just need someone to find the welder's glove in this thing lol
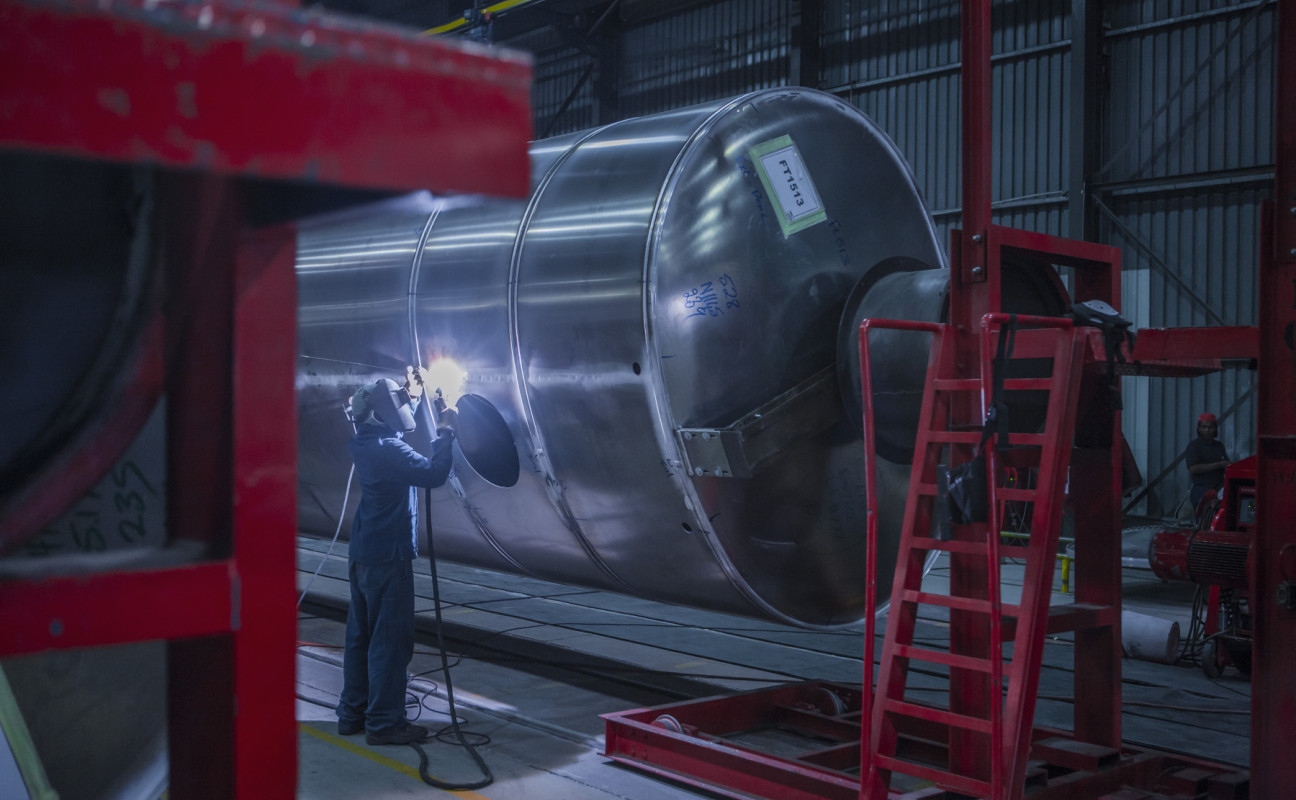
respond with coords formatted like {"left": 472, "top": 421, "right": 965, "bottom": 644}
{"left": 404, "top": 365, "right": 427, "bottom": 398}
{"left": 436, "top": 408, "right": 457, "bottom": 438}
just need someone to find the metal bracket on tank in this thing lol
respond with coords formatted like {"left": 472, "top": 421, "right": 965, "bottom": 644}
{"left": 675, "top": 367, "right": 842, "bottom": 479}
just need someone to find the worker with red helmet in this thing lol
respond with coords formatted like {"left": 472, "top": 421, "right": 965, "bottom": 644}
{"left": 1184, "top": 412, "right": 1229, "bottom": 509}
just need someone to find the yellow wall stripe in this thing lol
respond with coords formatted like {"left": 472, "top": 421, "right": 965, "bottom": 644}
{"left": 299, "top": 722, "right": 493, "bottom": 799}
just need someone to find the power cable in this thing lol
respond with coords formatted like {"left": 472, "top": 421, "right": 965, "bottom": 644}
{"left": 297, "top": 463, "right": 355, "bottom": 608}
{"left": 406, "top": 485, "right": 494, "bottom": 791}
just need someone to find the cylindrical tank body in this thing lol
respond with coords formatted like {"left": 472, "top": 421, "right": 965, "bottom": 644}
{"left": 297, "top": 89, "right": 947, "bottom": 627}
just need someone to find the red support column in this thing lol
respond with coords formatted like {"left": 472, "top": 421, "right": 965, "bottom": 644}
{"left": 1252, "top": 0, "right": 1296, "bottom": 794}
{"left": 958, "top": 0, "right": 994, "bottom": 307}
{"left": 162, "top": 184, "right": 299, "bottom": 800}
{"left": 230, "top": 223, "right": 299, "bottom": 798}
{"left": 1, "top": 4, "right": 530, "bottom": 798}
{"left": 164, "top": 175, "right": 242, "bottom": 800}
{"left": 1069, "top": 239, "right": 1123, "bottom": 753}
{"left": 948, "top": 1, "right": 996, "bottom": 781}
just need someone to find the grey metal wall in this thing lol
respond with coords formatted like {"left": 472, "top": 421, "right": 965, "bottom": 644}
{"left": 1102, "top": 0, "right": 1272, "bottom": 515}
{"left": 619, "top": 0, "right": 792, "bottom": 116}
{"left": 822, "top": 0, "right": 1071, "bottom": 247}
{"left": 522, "top": 0, "right": 1274, "bottom": 518}
{"left": 533, "top": 44, "right": 597, "bottom": 136}
{"left": 532, "top": 0, "right": 794, "bottom": 135}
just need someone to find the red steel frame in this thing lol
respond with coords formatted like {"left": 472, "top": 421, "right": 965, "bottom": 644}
{"left": 951, "top": 0, "right": 1126, "bottom": 770}
{"left": 0, "top": 1, "right": 531, "bottom": 797}
{"left": 857, "top": 314, "right": 1112, "bottom": 800}
{"left": 607, "top": 0, "right": 1282, "bottom": 797}
{"left": 977, "top": 314, "right": 1085, "bottom": 800}
{"left": 857, "top": 318, "right": 948, "bottom": 794}
{"left": 1254, "top": 0, "right": 1296, "bottom": 795}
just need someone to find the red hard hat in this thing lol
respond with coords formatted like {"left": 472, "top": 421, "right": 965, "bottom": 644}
{"left": 1198, "top": 412, "right": 1217, "bottom": 424}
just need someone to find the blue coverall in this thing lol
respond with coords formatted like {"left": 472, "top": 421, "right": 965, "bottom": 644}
{"left": 337, "top": 396, "right": 454, "bottom": 734}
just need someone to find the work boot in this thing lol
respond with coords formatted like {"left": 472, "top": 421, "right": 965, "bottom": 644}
{"left": 337, "top": 718, "right": 363, "bottom": 736}
{"left": 365, "top": 721, "right": 431, "bottom": 746}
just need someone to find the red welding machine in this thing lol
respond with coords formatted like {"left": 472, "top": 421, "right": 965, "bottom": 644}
{"left": 1148, "top": 456, "right": 1257, "bottom": 678}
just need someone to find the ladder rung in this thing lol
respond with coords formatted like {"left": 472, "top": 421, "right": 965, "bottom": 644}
{"left": 996, "top": 331, "right": 1066, "bottom": 359}
{"left": 903, "top": 590, "right": 997, "bottom": 615}
{"left": 997, "top": 487, "right": 1038, "bottom": 502}
{"left": 931, "top": 377, "right": 980, "bottom": 392}
{"left": 884, "top": 698, "right": 994, "bottom": 734}
{"left": 872, "top": 754, "right": 993, "bottom": 798}
{"left": 991, "top": 432, "right": 1051, "bottom": 447}
{"left": 1001, "top": 377, "right": 1056, "bottom": 391}
{"left": 924, "top": 431, "right": 984, "bottom": 445}
{"left": 894, "top": 644, "right": 995, "bottom": 673}
{"left": 907, "top": 539, "right": 989, "bottom": 555}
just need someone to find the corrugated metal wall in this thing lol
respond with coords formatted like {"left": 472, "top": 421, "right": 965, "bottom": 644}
{"left": 523, "top": 0, "right": 1273, "bottom": 518}
{"left": 533, "top": 45, "right": 597, "bottom": 136}
{"left": 532, "top": 0, "right": 794, "bottom": 135}
{"left": 822, "top": 0, "right": 1071, "bottom": 247}
{"left": 1102, "top": 0, "right": 1272, "bottom": 515}
{"left": 619, "top": 0, "right": 792, "bottom": 116}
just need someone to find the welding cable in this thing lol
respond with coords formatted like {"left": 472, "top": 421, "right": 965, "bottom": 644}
{"left": 406, "top": 486, "right": 494, "bottom": 792}
{"left": 297, "top": 464, "right": 356, "bottom": 609}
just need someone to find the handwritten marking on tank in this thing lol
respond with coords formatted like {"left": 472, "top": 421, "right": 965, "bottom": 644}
{"left": 22, "top": 458, "right": 160, "bottom": 555}
{"left": 827, "top": 218, "right": 851, "bottom": 266}
{"left": 112, "top": 461, "right": 158, "bottom": 543}
{"left": 736, "top": 157, "right": 771, "bottom": 228}
{"left": 683, "top": 274, "right": 740, "bottom": 320}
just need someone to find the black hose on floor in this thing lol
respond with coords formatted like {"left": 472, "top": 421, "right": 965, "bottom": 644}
{"left": 409, "top": 486, "right": 494, "bottom": 791}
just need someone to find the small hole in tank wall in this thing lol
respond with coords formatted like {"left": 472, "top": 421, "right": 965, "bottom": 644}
{"left": 681, "top": 522, "right": 693, "bottom": 532}
{"left": 632, "top": 362, "right": 641, "bottom": 375}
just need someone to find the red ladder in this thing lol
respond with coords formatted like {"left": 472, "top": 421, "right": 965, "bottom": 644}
{"left": 859, "top": 314, "right": 1087, "bottom": 800}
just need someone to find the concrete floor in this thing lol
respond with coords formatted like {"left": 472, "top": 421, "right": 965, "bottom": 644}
{"left": 295, "top": 535, "right": 1253, "bottom": 799}
{"left": 295, "top": 621, "right": 700, "bottom": 799}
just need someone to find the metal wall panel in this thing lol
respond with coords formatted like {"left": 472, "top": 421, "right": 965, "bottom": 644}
{"left": 533, "top": 0, "right": 794, "bottom": 136}
{"left": 821, "top": 0, "right": 1070, "bottom": 253}
{"left": 1102, "top": 1, "right": 1273, "bottom": 514}
{"left": 1111, "top": 188, "right": 1264, "bottom": 515}
{"left": 822, "top": 0, "right": 962, "bottom": 235}
{"left": 619, "top": 0, "right": 792, "bottom": 118}
{"left": 532, "top": 45, "right": 595, "bottom": 137}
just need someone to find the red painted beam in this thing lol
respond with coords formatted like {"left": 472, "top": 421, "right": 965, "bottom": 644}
{"left": 1252, "top": 0, "right": 1296, "bottom": 794}
{"left": 0, "top": 560, "right": 235, "bottom": 656}
{"left": 0, "top": 0, "right": 533, "bottom": 197}
{"left": 230, "top": 223, "right": 298, "bottom": 799}
{"left": 1132, "top": 326, "right": 1259, "bottom": 362}
{"left": 959, "top": 0, "right": 993, "bottom": 296}
{"left": 994, "top": 224, "right": 1122, "bottom": 269}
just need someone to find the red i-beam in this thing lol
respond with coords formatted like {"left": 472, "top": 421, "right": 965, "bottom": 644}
{"left": 1252, "top": 0, "right": 1296, "bottom": 795}
{"left": 950, "top": 0, "right": 1123, "bottom": 789}
{"left": 0, "top": 3, "right": 532, "bottom": 797}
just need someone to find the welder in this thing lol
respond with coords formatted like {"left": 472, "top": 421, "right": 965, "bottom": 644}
{"left": 1184, "top": 411, "right": 1229, "bottom": 510}
{"left": 336, "top": 366, "right": 457, "bottom": 745}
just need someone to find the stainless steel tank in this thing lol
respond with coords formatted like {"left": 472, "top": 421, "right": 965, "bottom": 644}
{"left": 296, "top": 88, "right": 950, "bottom": 627}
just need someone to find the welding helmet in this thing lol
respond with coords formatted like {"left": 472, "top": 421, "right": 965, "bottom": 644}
{"left": 351, "top": 379, "right": 416, "bottom": 432}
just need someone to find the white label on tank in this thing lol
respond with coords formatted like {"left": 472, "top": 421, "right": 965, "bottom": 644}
{"left": 749, "top": 135, "right": 827, "bottom": 237}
